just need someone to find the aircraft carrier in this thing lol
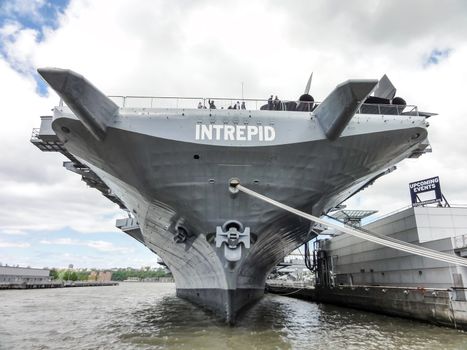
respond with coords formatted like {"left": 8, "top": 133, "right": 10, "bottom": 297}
{"left": 31, "top": 68, "right": 431, "bottom": 322}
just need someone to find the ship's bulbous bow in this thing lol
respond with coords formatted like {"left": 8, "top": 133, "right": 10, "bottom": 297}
{"left": 176, "top": 288, "right": 264, "bottom": 323}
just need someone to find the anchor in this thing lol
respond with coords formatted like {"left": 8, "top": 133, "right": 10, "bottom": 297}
{"left": 215, "top": 223, "right": 250, "bottom": 262}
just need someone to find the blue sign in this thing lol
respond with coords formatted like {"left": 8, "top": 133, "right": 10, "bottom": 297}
{"left": 409, "top": 176, "right": 443, "bottom": 206}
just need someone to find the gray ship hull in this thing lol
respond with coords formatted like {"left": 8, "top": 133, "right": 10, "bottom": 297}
{"left": 45, "top": 107, "right": 428, "bottom": 322}
{"left": 31, "top": 67, "right": 430, "bottom": 322}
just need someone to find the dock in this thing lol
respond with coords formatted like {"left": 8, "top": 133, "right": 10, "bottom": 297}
{"left": 0, "top": 281, "right": 119, "bottom": 290}
{"left": 266, "top": 280, "right": 467, "bottom": 330}
{"left": 265, "top": 205, "right": 467, "bottom": 330}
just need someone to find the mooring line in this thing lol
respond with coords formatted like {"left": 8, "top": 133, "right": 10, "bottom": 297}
{"left": 234, "top": 183, "right": 467, "bottom": 267}
{"left": 269, "top": 286, "right": 307, "bottom": 296}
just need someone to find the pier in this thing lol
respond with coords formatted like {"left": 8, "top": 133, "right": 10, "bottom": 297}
{"left": 0, "top": 265, "right": 118, "bottom": 290}
{"left": 266, "top": 205, "right": 467, "bottom": 330}
{"left": 0, "top": 281, "right": 119, "bottom": 290}
{"left": 266, "top": 280, "right": 467, "bottom": 330}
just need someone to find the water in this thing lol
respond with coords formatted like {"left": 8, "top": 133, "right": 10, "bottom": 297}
{"left": 1, "top": 283, "right": 466, "bottom": 350}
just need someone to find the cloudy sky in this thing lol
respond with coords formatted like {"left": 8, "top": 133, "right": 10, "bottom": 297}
{"left": 1, "top": 0, "right": 466, "bottom": 268}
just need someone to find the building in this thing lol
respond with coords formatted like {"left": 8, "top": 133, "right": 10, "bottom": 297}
{"left": 88, "top": 271, "right": 112, "bottom": 282}
{"left": 321, "top": 206, "right": 467, "bottom": 292}
{"left": 88, "top": 271, "right": 97, "bottom": 281}
{"left": 97, "top": 271, "right": 112, "bottom": 281}
{"left": 0, "top": 266, "right": 51, "bottom": 284}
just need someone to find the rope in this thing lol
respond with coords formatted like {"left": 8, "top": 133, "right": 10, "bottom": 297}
{"left": 268, "top": 286, "right": 307, "bottom": 296}
{"left": 235, "top": 184, "right": 467, "bottom": 267}
{"left": 277, "top": 288, "right": 306, "bottom": 296}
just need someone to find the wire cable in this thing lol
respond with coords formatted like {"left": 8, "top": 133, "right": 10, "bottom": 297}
{"left": 235, "top": 183, "right": 467, "bottom": 267}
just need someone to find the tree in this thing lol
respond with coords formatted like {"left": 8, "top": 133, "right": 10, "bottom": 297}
{"left": 49, "top": 269, "right": 59, "bottom": 280}
{"left": 110, "top": 267, "right": 172, "bottom": 281}
{"left": 60, "top": 270, "right": 69, "bottom": 281}
{"left": 70, "top": 271, "right": 78, "bottom": 281}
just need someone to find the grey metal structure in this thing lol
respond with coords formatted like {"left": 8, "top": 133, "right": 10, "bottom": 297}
{"left": 330, "top": 209, "right": 378, "bottom": 227}
{"left": 31, "top": 68, "right": 431, "bottom": 322}
{"left": 320, "top": 207, "right": 467, "bottom": 295}
{"left": 0, "top": 266, "right": 51, "bottom": 284}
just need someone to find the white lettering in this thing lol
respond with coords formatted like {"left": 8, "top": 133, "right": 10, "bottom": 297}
{"left": 410, "top": 177, "right": 439, "bottom": 189}
{"left": 258, "top": 125, "right": 263, "bottom": 141}
{"left": 236, "top": 125, "right": 246, "bottom": 141}
{"left": 247, "top": 126, "right": 258, "bottom": 140}
{"left": 200, "top": 125, "right": 212, "bottom": 140}
{"left": 414, "top": 184, "right": 436, "bottom": 193}
{"left": 212, "top": 125, "right": 222, "bottom": 140}
{"left": 195, "top": 124, "right": 276, "bottom": 142}
{"left": 264, "top": 126, "right": 276, "bottom": 141}
{"left": 224, "top": 125, "right": 235, "bottom": 141}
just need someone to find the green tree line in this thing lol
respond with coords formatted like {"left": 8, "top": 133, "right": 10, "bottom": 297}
{"left": 49, "top": 268, "right": 170, "bottom": 281}
{"left": 111, "top": 268, "right": 170, "bottom": 281}
{"left": 49, "top": 269, "right": 90, "bottom": 281}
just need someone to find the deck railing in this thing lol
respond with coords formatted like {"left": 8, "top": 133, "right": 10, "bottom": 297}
{"left": 105, "top": 95, "right": 419, "bottom": 116}
{"left": 31, "top": 128, "right": 40, "bottom": 141}
{"left": 108, "top": 95, "right": 272, "bottom": 110}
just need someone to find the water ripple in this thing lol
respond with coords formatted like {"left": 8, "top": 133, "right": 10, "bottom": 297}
{"left": 0, "top": 283, "right": 466, "bottom": 350}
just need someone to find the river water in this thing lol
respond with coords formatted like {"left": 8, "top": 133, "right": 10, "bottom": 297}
{"left": 1, "top": 282, "right": 466, "bottom": 350}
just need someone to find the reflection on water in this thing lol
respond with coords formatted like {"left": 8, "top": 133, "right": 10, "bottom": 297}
{"left": 1, "top": 282, "right": 466, "bottom": 350}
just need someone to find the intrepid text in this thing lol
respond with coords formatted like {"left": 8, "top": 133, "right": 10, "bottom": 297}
{"left": 195, "top": 124, "right": 276, "bottom": 142}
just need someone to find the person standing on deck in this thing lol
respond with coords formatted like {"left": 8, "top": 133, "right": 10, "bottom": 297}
{"left": 273, "top": 96, "right": 281, "bottom": 110}
{"left": 267, "top": 95, "right": 273, "bottom": 110}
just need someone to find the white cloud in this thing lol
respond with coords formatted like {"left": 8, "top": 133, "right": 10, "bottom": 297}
{"left": 0, "top": 25, "right": 39, "bottom": 72}
{"left": 0, "top": 229, "right": 27, "bottom": 235}
{"left": 40, "top": 238, "right": 79, "bottom": 245}
{"left": 86, "top": 240, "right": 130, "bottom": 252}
{"left": 45, "top": 251, "right": 157, "bottom": 269}
{"left": 40, "top": 238, "right": 132, "bottom": 253}
{"left": 0, "top": 241, "right": 30, "bottom": 248}
{"left": 0, "top": 55, "right": 122, "bottom": 236}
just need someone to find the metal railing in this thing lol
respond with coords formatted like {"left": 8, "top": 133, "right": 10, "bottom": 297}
{"left": 357, "top": 103, "right": 418, "bottom": 116}
{"left": 30, "top": 128, "right": 40, "bottom": 141}
{"left": 108, "top": 95, "right": 273, "bottom": 111}
{"left": 106, "top": 95, "right": 418, "bottom": 116}
{"left": 266, "top": 280, "right": 314, "bottom": 288}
